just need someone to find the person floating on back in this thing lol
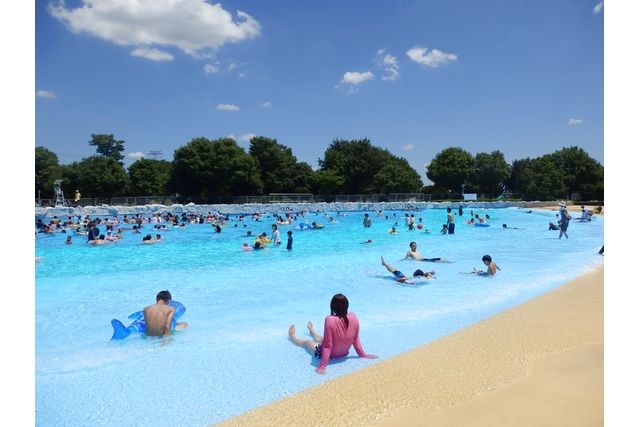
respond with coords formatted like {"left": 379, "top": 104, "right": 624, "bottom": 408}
{"left": 381, "top": 256, "right": 435, "bottom": 283}
{"left": 288, "top": 293, "right": 377, "bottom": 374}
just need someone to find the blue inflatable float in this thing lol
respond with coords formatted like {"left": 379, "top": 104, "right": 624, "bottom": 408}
{"left": 111, "top": 300, "right": 186, "bottom": 340}
{"left": 299, "top": 222, "right": 312, "bottom": 231}
{"left": 474, "top": 223, "right": 490, "bottom": 227}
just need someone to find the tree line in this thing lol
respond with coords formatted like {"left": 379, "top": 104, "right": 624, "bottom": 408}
{"left": 35, "top": 134, "right": 603, "bottom": 201}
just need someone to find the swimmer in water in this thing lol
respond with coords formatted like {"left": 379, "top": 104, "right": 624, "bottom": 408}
{"left": 381, "top": 256, "right": 435, "bottom": 283}
{"left": 470, "top": 255, "right": 500, "bottom": 276}
{"left": 403, "top": 242, "right": 451, "bottom": 263}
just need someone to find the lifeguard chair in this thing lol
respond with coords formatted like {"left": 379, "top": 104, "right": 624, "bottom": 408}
{"left": 53, "top": 179, "right": 66, "bottom": 207}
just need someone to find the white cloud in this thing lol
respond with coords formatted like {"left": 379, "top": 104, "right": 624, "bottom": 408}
{"left": 48, "top": 0, "right": 261, "bottom": 61}
{"left": 131, "top": 47, "right": 174, "bottom": 61}
{"left": 238, "top": 72, "right": 247, "bottom": 78}
{"left": 204, "top": 63, "right": 219, "bottom": 74}
{"left": 217, "top": 103, "right": 240, "bottom": 111}
{"left": 593, "top": 2, "right": 604, "bottom": 14}
{"left": 568, "top": 118, "right": 584, "bottom": 125}
{"left": 261, "top": 101, "right": 272, "bottom": 108}
{"left": 36, "top": 90, "right": 56, "bottom": 99}
{"left": 239, "top": 133, "right": 256, "bottom": 141}
{"left": 402, "top": 144, "right": 415, "bottom": 151}
{"left": 407, "top": 46, "right": 458, "bottom": 68}
{"left": 377, "top": 49, "right": 400, "bottom": 81}
{"left": 128, "top": 152, "right": 145, "bottom": 160}
{"left": 341, "top": 71, "right": 375, "bottom": 85}
{"left": 227, "top": 62, "right": 237, "bottom": 71}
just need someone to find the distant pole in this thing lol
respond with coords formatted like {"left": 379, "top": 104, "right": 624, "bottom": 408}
{"left": 460, "top": 184, "right": 465, "bottom": 199}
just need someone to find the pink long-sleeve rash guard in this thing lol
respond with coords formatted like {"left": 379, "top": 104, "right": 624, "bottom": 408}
{"left": 318, "top": 312, "right": 369, "bottom": 371}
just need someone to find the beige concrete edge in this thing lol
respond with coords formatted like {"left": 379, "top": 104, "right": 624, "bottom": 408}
{"left": 216, "top": 265, "right": 603, "bottom": 427}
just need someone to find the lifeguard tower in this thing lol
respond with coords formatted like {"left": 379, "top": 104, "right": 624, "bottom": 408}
{"left": 53, "top": 179, "right": 66, "bottom": 207}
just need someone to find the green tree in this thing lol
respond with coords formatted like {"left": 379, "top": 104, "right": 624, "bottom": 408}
{"left": 89, "top": 133, "right": 125, "bottom": 164}
{"left": 35, "top": 146, "right": 63, "bottom": 198}
{"left": 426, "top": 147, "right": 475, "bottom": 193}
{"left": 289, "top": 162, "right": 314, "bottom": 193}
{"left": 505, "top": 158, "right": 531, "bottom": 196}
{"left": 128, "top": 158, "right": 172, "bottom": 195}
{"left": 311, "top": 169, "right": 345, "bottom": 195}
{"left": 473, "top": 151, "right": 511, "bottom": 197}
{"left": 372, "top": 158, "right": 424, "bottom": 193}
{"left": 549, "top": 146, "right": 603, "bottom": 199}
{"left": 170, "top": 137, "right": 262, "bottom": 196}
{"left": 519, "top": 155, "right": 566, "bottom": 200}
{"left": 62, "top": 156, "right": 130, "bottom": 198}
{"left": 249, "top": 136, "right": 312, "bottom": 193}
{"left": 318, "top": 139, "right": 421, "bottom": 193}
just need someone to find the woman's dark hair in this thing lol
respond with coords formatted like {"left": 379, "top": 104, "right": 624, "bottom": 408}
{"left": 413, "top": 269, "right": 424, "bottom": 277}
{"left": 330, "top": 294, "right": 349, "bottom": 329}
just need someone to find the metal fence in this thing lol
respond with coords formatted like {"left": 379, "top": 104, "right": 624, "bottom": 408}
{"left": 36, "top": 192, "right": 434, "bottom": 207}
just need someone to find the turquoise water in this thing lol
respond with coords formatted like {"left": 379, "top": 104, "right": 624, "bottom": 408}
{"left": 35, "top": 207, "right": 604, "bottom": 426}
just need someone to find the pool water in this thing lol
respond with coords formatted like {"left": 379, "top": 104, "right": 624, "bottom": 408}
{"left": 35, "top": 207, "right": 604, "bottom": 426}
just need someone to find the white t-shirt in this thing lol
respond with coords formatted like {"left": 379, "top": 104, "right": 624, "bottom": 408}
{"left": 272, "top": 229, "right": 281, "bottom": 244}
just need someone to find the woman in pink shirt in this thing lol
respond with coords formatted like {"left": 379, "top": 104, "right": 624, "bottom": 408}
{"left": 288, "top": 293, "right": 377, "bottom": 374}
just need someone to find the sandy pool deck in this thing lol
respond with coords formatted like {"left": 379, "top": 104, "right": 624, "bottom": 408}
{"left": 216, "top": 265, "right": 603, "bottom": 427}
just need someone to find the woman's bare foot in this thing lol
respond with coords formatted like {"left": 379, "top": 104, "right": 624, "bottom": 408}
{"left": 307, "top": 321, "right": 323, "bottom": 342}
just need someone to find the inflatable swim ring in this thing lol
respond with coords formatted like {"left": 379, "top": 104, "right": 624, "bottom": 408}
{"left": 111, "top": 300, "right": 186, "bottom": 340}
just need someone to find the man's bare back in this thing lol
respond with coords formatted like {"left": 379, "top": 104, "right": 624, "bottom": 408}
{"left": 143, "top": 302, "right": 176, "bottom": 336}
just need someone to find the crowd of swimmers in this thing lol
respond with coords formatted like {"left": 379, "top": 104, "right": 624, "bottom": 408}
{"left": 39, "top": 202, "right": 603, "bottom": 376}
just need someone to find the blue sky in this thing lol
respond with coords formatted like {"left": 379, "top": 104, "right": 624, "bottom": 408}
{"left": 36, "top": 0, "right": 604, "bottom": 184}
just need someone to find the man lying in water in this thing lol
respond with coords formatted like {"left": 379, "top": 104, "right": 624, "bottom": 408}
{"left": 381, "top": 256, "right": 435, "bottom": 284}
{"left": 403, "top": 241, "right": 451, "bottom": 263}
